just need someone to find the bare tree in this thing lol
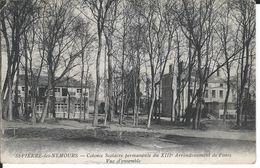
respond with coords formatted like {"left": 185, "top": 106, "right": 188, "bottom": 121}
{"left": 118, "top": 5, "right": 128, "bottom": 124}
{"left": 215, "top": 1, "right": 240, "bottom": 123}
{"left": 73, "top": 18, "right": 95, "bottom": 121}
{"left": 0, "top": 0, "right": 8, "bottom": 125}
{"left": 26, "top": 27, "right": 45, "bottom": 125}
{"left": 85, "top": 0, "right": 115, "bottom": 126}
{"left": 232, "top": 0, "right": 255, "bottom": 126}
{"left": 0, "top": 21, "right": 2, "bottom": 121}
{"left": 0, "top": 0, "right": 41, "bottom": 120}
{"left": 179, "top": 0, "right": 217, "bottom": 129}
{"left": 103, "top": 0, "right": 119, "bottom": 123}
{"left": 140, "top": 0, "right": 176, "bottom": 128}
{"left": 38, "top": 0, "right": 87, "bottom": 123}
{"left": 182, "top": 33, "right": 196, "bottom": 126}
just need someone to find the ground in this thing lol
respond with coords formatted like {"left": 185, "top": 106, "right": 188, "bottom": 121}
{"left": 0, "top": 117, "right": 256, "bottom": 163}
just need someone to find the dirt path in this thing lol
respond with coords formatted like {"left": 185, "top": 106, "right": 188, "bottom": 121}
{"left": 1, "top": 120, "right": 255, "bottom": 164}
{"left": 2, "top": 119, "right": 255, "bottom": 141}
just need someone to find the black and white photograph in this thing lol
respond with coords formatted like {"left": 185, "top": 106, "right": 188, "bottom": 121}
{"left": 0, "top": 0, "right": 256, "bottom": 164}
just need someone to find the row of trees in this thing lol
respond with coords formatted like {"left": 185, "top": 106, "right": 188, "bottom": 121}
{"left": 89, "top": 0, "right": 255, "bottom": 129}
{"left": 0, "top": 0, "right": 255, "bottom": 129}
{"left": 0, "top": 0, "right": 95, "bottom": 124}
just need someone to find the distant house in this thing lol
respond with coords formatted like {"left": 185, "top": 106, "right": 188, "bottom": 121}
{"left": 161, "top": 65, "right": 237, "bottom": 120}
{"left": 16, "top": 74, "right": 92, "bottom": 119}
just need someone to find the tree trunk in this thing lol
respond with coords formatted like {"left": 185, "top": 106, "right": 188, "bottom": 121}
{"left": 40, "top": 75, "right": 56, "bottom": 122}
{"left": 157, "top": 81, "right": 162, "bottom": 123}
{"left": 40, "top": 94, "right": 50, "bottom": 123}
{"left": 133, "top": 78, "right": 137, "bottom": 126}
{"left": 79, "top": 51, "right": 84, "bottom": 121}
{"left": 176, "top": 80, "right": 181, "bottom": 122}
{"left": 223, "top": 69, "right": 230, "bottom": 122}
{"left": 104, "top": 48, "right": 108, "bottom": 126}
{"left": 193, "top": 93, "right": 202, "bottom": 130}
{"left": 185, "top": 82, "right": 192, "bottom": 125}
{"left": 7, "top": 71, "right": 13, "bottom": 121}
{"left": 93, "top": 34, "right": 102, "bottom": 126}
{"left": 50, "top": 80, "right": 56, "bottom": 118}
{"left": 31, "top": 97, "right": 36, "bottom": 125}
{"left": 176, "top": 33, "right": 181, "bottom": 122}
{"left": 119, "top": 25, "right": 126, "bottom": 125}
{"left": 147, "top": 85, "right": 155, "bottom": 128}
{"left": 107, "top": 42, "right": 114, "bottom": 122}
{"left": 136, "top": 97, "right": 140, "bottom": 126}
{"left": 243, "top": 42, "right": 250, "bottom": 125}
{"left": 84, "top": 74, "right": 89, "bottom": 119}
{"left": 193, "top": 49, "right": 203, "bottom": 130}
{"left": 119, "top": 74, "right": 124, "bottom": 124}
{"left": 237, "top": 43, "right": 249, "bottom": 126}
{"left": 14, "top": 63, "right": 20, "bottom": 119}
{"left": 237, "top": 25, "right": 246, "bottom": 127}
{"left": 237, "top": 97, "right": 243, "bottom": 126}
{"left": 119, "top": 91, "right": 124, "bottom": 124}
{"left": 185, "top": 40, "right": 193, "bottom": 126}
{"left": 171, "top": 89, "right": 174, "bottom": 123}
{"left": 170, "top": 69, "right": 176, "bottom": 123}
{"left": 83, "top": 96, "right": 87, "bottom": 120}
{"left": 1, "top": 16, "right": 11, "bottom": 119}
{"left": 67, "top": 94, "right": 70, "bottom": 119}
{"left": 24, "top": 41, "right": 29, "bottom": 119}
{"left": 0, "top": 32, "right": 2, "bottom": 120}
{"left": 134, "top": 69, "right": 140, "bottom": 126}
{"left": 244, "top": 49, "right": 254, "bottom": 125}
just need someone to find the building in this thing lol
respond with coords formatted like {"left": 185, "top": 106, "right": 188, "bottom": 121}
{"left": 161, "top": 65, "right": 237, "bottom": 120}
{"left": 16, "top": 74, "right": 91, "bottom": 119}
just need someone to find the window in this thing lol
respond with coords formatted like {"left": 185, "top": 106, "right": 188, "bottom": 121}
{"left": 219, "top": 90, "right": 223, "bottom": 99}
{"left": 54, "top": 88, "right": 60, "bottom": 92}
{"left": 217, "top": 69, "right": 220, "bottom": 76}
{"left": 22, "top": 87, "right": 25, "bottom": 91}
{"left": 37, "top": 103, "right": 44, "bottom": 112}
{"left": 188, "top": 89, "right": 192, "bottom": 95}
{"left": 220, "top": 83, "right": 223, "bottom": 87}
{"left": 24, "top": 103, "right": 31, "bottom": 108}
{"left": 77, "top": 89, "right": 82, "bottom": 93}
{"left": 83, "top": 91, "right": 88, "bottom": 96}
{"left": 75, "top": 104, "right": 78, "bottom": 112}
{"left": 212, "top": 90, "right": 216, "bottom": 98}
{"left": 56, "top": 103, "right": 67, "bottom": 112}
{"left": 55, "top": 104, "right": 60, "bottom": 112}
{"left": 39, "top": 88, "right": 46, "bottom": 97}
{"left": 62, "top": 88, "right": 68, "bottom": 96}
{"left": 75, "top": 104, "right": 83, "bottom": 112}
{"left": 69, "top": 92, "right": 76, "bottom": 96}
{"left": 63, "top": 104, "right": 68, "bottom": 112}
{"left": 89, "top": 100, "right": 94, "bottom": 106}
{"left": 205, "top": 90, "right": 208, "bottom": 98}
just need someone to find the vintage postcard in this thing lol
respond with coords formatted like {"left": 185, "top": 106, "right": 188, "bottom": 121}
{"left": 0, "top": 0, "right": 256, "bottom": 164}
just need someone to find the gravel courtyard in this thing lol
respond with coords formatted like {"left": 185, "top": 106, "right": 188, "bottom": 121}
{"left": 1, "top": 119, "right": 255, "bottom": 163}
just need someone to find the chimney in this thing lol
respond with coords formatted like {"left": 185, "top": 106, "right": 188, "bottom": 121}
{"left": 217, "top": 65, "right": 220, "bottom": 77}
{"left": 169, "top": 64, "right": 173, "bottom": 73}
{"left": 178, "top": 61, "right": 183, "bottom": 74}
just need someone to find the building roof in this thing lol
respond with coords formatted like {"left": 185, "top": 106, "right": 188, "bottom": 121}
{"left": 165, "top": 64, "right": 228, "bottom": 84}
{"left": 18, "top": 74, "right": 86, "bottom": 88}
{"left": 163, "top": 70, "right": 227, "bottom": 84}
{"left": 207, "top": 76, "right": 226, "bottom": 83}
